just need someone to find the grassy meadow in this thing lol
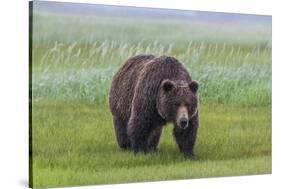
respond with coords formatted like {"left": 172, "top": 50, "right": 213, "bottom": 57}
{"left": 30, "top": 3, "right": 272, "bottom": 188}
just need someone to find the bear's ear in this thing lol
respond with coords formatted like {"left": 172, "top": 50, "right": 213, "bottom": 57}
{"left": 189, "top": 80, "right": 199, "bottom": 93}
{"left": 161, "top": 79, "right": 175, "bottom": 93}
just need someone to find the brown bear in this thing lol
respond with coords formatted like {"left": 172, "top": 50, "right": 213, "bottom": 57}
{"left": 109, "top": 54, "right": 199, "bottom": 158}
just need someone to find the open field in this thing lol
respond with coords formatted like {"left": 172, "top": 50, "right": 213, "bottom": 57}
{"left": 31, "top": 101, "right": 271, "bottom": 188}
{"left": 30, "top": 2, "right": 271, "bottom": 188}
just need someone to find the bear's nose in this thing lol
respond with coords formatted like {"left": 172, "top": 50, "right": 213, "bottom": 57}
{"left": 179, "top": 117, "right": 189, "bottom": 128}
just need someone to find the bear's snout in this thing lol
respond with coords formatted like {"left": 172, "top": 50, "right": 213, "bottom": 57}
{"left": 179, "top": 117, "right": 189, "bottom": 129}
{"left": 176, "top": 105, "right": 189, "bottom": 129}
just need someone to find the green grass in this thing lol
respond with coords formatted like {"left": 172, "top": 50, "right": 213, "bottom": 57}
{"left": 30, "top": 4, "right": 271, "bottom": 188}
{"left": 31, "top": 101, "right": 271, "bottom": 188}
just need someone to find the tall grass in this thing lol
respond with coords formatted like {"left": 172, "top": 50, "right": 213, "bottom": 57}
{"left": 32, "top": 40, "right": 271, "bottom": 106}
{"left": 31, "top": 11, "right": 271, "bottom": 106}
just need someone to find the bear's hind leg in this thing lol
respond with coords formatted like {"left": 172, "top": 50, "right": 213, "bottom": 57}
{"left": 147, "top": 127, "right": 162, "bottom": 152}
{"left": 113, "top": 116, "right": 130, "bottom": 150}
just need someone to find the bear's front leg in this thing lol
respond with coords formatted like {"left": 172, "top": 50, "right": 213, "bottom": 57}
{"left": 173, "top": 114, "right": 199, "bottom": 158}
{"left": 127, "top": 116, "right": 152, "bottom": 153}
{"left": 147, "top": 126, "right": 163, "bottom": 152}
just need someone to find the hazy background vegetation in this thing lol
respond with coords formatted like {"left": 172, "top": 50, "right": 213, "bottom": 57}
{"left": 30, "top": 1, "right": 272, "bottom": 188}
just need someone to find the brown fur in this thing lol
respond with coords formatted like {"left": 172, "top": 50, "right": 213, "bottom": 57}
{"left": 109, "top": 54, "right": 199, "bottom": 158}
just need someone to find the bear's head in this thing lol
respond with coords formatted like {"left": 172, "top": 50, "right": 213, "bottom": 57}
{"left": 157, "top": 79, "right": 199, "bottom": 129}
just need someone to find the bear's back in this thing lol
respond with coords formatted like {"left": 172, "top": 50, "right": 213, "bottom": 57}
{"left": 109, "top": 54, "right": 191, "bottom": 122}
{"left": 109, "top": 54, "right": 155, "bottom": 121}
